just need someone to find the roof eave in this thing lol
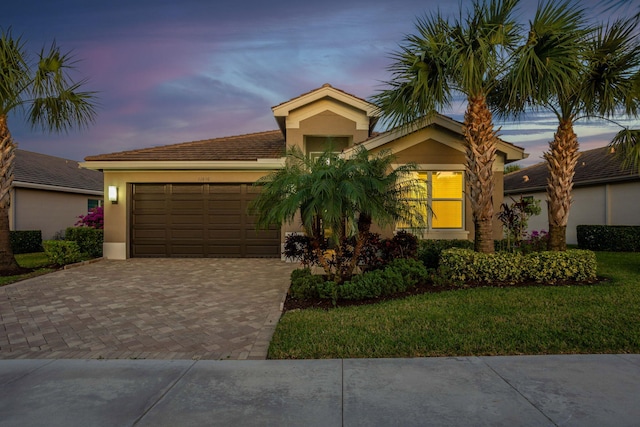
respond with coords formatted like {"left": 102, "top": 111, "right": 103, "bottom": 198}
{"left": 80, "top": 159, "right": 286, "bottom": 171}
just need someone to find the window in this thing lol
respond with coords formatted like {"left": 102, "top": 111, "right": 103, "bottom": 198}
{"left": 88, "top": 199, "right": 103, "bottom": 211}
{"left": 305, "top": 136, "right": 350, "bottom": 158}
{"left": 401, "top": 171, "right": 464, "bottom": 231}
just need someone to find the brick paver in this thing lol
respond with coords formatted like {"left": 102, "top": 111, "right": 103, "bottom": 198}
{"left": 0, "top": 259, "right": 297, "bottom": 360}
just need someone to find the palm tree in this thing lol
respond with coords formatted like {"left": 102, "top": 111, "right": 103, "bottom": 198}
{"left": 372, "top": 0, "right": 520, "bottom": 253}
{"left": 250, "top": 146, "right": 426, "bottom": 283}
{"left": 497, "top": 1, "right": 640, "bottom": 250}
{"left": 0, "top": 29, "right": 97, "bottom": 273}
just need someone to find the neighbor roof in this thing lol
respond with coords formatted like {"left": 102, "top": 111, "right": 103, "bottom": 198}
{"left": 84, "top": 130, "right": 286, "bottom": 162}
{"left": 15, "top": 149, "right": 103, "bottom": 193}
{"left": 504, "top": 146, "right": 639, "bottom": 194}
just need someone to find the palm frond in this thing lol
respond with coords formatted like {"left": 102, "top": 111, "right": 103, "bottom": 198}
{"left": 581, "top": 17, "right": 640, "bottom": 117}
{"left": 610, "top": 128, "right": 640, "bottom": 173}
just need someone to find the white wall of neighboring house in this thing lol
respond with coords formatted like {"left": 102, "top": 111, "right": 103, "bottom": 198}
{"left": 10, "top": 187, "right": 102, "bottom": 239}
{"left": 510, "top": 181, "right": 640, "bottom": 245}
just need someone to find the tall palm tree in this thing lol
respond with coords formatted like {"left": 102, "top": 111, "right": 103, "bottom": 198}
{"left": 0, "top": 29, "right": 97, "bottom": 273}
{"left": 250, "top": 146, "right": 426, "bottom": 283}
{"left": 372, "top": 0, "right": 520, "bottom": 253}
{"left": 498, "top": 1, "right": 640, "bottom": 250}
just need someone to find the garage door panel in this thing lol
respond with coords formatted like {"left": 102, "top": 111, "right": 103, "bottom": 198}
{"left": 131, "top": 183, "right": 280, "bottom": 258}
{"left": 133, "top": 214, "right": 167, "bottom": 225}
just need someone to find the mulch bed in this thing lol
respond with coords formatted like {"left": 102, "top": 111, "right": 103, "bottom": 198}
{"left": 282, "top": 276, "right": 606, "bottom": 312}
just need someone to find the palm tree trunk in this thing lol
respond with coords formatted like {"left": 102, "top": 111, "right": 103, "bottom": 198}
{"left": 0, "top": 115, "right": 20, "bottom": 273}
{"left": 464, "top": 95, "right": 497, "bottom": 254}
{"left": 545, "top": 118, "right": 579, "bottom": 251}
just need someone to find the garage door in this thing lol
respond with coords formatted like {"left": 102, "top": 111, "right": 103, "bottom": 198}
{"left": 130, "top": 183, "right": 280, "bottom": 258}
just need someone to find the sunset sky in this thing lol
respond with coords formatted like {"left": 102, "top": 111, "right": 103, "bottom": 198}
{"left": 4, "top": 0, "right": 639, "bottom": 166}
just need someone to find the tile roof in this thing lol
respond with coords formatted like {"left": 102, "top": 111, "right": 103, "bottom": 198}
{"left": 504, "top": 146, "right": 640, "bottom": 193}
{"left": 84, "top": 130, "right": 286, "bottom": 162}
{"left": 15, "top": 149, "right": 103, "bottom": 193}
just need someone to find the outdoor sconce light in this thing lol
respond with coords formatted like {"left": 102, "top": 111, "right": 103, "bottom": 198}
{"left": 108, "top": 186, "right": 118, "bottom": 204}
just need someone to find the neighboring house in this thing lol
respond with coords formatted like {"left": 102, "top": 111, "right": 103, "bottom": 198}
{"left": 11, "top": 149, "right": 104, "bottom": 239}
{"left": 504, "top": 146, "right": 640, "bottom": 245}
{"left": 82, "top": 84, "right": 526, "bottom": 259}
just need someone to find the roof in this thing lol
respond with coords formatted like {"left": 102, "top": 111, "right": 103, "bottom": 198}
{"left": 84, "top": 130, "right": 286, "bottom": 162}
{"left": 504, "top": 146, "right": 640, "bottom": 194}
{"left": 354, "top": 113, "right": 527, "bottom": 163}
{"left": 14, "top": 149, "right": 103, "bottom": 193}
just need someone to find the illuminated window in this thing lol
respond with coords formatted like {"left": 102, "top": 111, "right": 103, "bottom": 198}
{"left": 431, "top": 172, "right": 463, "bottom": 229}
{"left": 399, "top": 171, "right": 464, "bottom": 231}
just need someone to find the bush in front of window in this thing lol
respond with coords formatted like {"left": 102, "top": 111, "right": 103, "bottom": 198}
{"left": 417, "top": 239, "right": 474, "bottom": 269}
{"left": 65, "top": 227, "right": 103, "bottom": 258}
{"left": 10, "top": 230, "right": 43, "bottom": 254}
{"left": 439, "top": 248, "right": 597, "bottom": 284}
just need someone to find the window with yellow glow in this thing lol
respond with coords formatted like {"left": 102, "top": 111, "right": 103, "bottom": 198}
{"left": 399, "top": 171, "right": 464, "bottom": 231}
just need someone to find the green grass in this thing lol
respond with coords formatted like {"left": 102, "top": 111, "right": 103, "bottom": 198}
{"left": 0, "top": 252, "right": 56, "bottom": 286}
{"left": 268, "top": 252, "right": 640, "bottom": 359}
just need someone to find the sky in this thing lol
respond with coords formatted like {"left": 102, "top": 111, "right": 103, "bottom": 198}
{"left": 3, "top": 0, "right": 639, "bottom": 167}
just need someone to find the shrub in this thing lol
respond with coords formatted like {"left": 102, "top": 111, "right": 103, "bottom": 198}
{"left": 439, "top": 248, "right": 597, "bottom": 284}
{"left": 10, "top": 230, "right": 43, "bottom": 254}
{"left": 65, "top": 227, "right": 103, "bottom": 258}
{"left": 289, "top": 268, "right": 324, "bottom": 299}
{"left": 75, "top": 206, "right": 104, "bottom": 229}
{"left": 43, "top": 240, "right": 82, "bottom": 266}
{"left": 577, "top": 225, "right": 640, "bottom": 252}
{"left": 417, "top": 239, "right": 474, "bottom": 269}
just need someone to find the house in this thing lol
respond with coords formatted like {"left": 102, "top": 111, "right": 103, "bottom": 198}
{"left": 504, "top": 146, "right": 640, "bottom": 245}
{"left": 11, "top": 149, "right": 104, "bottom": 239}
{"left": 81, "top": 84, "right": 526, "bottom": 259}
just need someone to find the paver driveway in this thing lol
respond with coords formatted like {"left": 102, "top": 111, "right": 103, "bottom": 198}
{"left": 0, "top": 259, "right": 297, "bottom": 360}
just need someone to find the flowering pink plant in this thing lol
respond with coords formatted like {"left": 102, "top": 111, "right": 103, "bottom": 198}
{"left": 76, "top": 206, "right": 104, "bottom": 229}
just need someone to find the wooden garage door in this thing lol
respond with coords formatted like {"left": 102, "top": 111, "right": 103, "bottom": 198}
{"left": 131, "top": 183, "right": 280, "bottom": 258}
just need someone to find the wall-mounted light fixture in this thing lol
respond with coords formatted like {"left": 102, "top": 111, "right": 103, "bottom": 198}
{"left": 108, "top": 186, "right": 118, "bottom": 204}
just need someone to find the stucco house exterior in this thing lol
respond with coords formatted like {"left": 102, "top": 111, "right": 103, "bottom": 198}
{"left": 82, "top": 84, "right": 526, "bottom": 259}
{"left": 11, "top": 149, "right": 104, "bottom": 239}
{"left": 504, "top": 146, "right": 640, "bottom": 245}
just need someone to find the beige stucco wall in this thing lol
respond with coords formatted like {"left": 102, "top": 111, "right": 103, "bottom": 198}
{"left": 506, "top": 180, "right": 640, "bottom": 245}
{"left": 286, "top": 110, "right": 369, "bottom": 152}
{"left": 10, "top": 188, "right": 102, "bottom": 239}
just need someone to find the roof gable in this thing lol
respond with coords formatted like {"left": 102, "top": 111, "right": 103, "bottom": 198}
{"left": 504, "top": 146, "right": 639, "bottom": 193}
{"left": 15, "top": 149, "right": 103, "bottom": 193}
{"left": 272, "top": 83, "right": 379, "bottom": 135}
{"left": 350, "top": 114, "right": 527, "bottom": 162}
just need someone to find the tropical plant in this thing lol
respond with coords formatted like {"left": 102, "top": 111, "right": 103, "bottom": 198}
{"left": 372, "top": 0, "right": 520, "bottom": 254}
{"left": 250, "top": 145, "right": 427, "bottom": 283}
{"left": 0, "top": 28, "right": 97, "bottom": 273}
{"left": 496, "top": 1, "right": 640, "bottom": 250}
{"left": 497, "top": 196, "right": 541, "bottom": 250}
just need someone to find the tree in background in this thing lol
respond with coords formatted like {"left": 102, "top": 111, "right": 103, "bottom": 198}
{"left": 0, "top": 29, "right": 97, "bottom": 273}
{"left": 496, "top": 1, "right": 640, "bottom": 250}
{"left": 372, "top": 0, "right": 520, "bottom": 254}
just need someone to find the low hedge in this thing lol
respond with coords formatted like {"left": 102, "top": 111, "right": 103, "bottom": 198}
{"left": 417, "top": 239, "right": 474, "bottom": 269}
{"left": 577, "top": 225, "right": 640, "bottom": 252}
{"left": 65, "top": 227, "right": 103, "bottom": 258}
{"left": 439, "top": 248, "right": 597, "bottom": 283}
{"left": 10, "top": 230, "right": 43, "bottom": 254}
{"left": 289, "top": 258, "right": 430, "bottom": 303}
{"left": 43, "top": 240, "right": 82, "bottom": 266}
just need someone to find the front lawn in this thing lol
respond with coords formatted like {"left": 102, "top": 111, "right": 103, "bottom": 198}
{"left": 0, "top": 252, "right": 56, "bottom": 286}
{"left": 268, "top": 252, "right": 640, "bottom": 359}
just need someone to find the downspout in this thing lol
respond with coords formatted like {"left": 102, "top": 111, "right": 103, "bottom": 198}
{"left": 605, "top": 184, "right": 612, "bottom": 225}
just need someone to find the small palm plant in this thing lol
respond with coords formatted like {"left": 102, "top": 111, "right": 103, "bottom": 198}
{"left": 250, "top": 146, "right": 427, "bottom": 283}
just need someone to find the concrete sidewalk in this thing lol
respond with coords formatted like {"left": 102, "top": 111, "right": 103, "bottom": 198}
{"left": 1, "top": 354, "right": 638, "bottom": 426}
